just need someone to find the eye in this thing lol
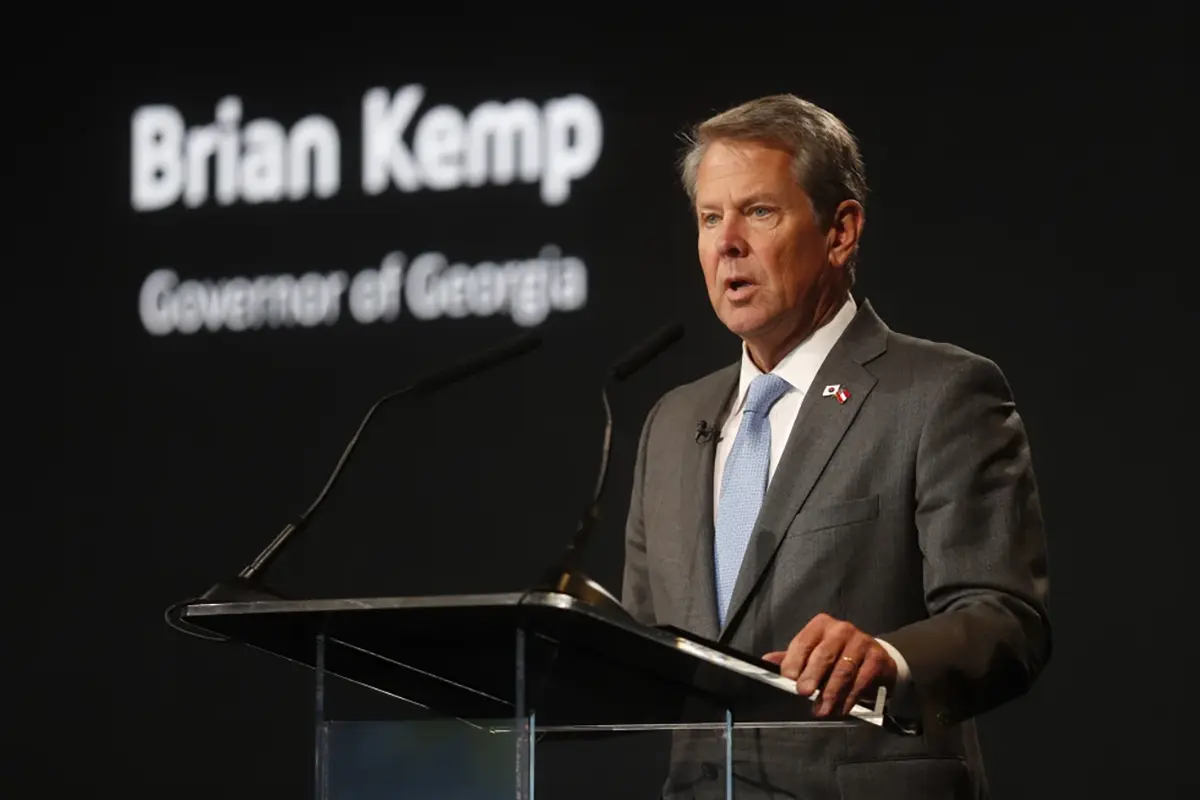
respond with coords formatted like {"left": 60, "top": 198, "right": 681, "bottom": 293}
{"left": 701, "top": 212, "right": 720, "bottom": 226}
{"left": 749, "top": 206, "right": 773, "bottom": 218}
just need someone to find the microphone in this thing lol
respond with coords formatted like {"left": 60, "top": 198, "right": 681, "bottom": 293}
{"left": 609, "top": 322, "right": 686, "bottom": 381}
{"left": 695, "top": 420, "right": 717, "bottom": 444}
{"left": 166, "top": 330, "right": 543, "bottom": 638}
{"left": 534, "top": 321, "right": 684, "bottom": 614}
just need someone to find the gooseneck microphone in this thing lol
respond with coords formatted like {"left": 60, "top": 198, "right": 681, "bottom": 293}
{"left": 165, "top": 330, "right": 543, "bottom": 639}
{"left": 609, "top": 322, "right": 686, "bottom": 382}
{"left": 535, "top": 321, "right": 684, "bottom": 613}
{"left": 589, "top": 321, "right": 686, "bottom": 522}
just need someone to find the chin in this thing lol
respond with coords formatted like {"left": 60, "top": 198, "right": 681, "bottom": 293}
{"left": 717, "top": 307, "right": 773, "bottom": 340}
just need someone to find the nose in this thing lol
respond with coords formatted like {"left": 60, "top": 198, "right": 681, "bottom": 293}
{"left": 714, "top": 218, "right": 748, "bottom": 259}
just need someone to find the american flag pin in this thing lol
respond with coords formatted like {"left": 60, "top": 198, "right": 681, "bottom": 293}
{"left": 821, "top": 384, "right": 841, "bottom": 397}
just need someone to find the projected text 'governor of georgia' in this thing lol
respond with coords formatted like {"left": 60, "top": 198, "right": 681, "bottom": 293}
{"left": 138, "top": 247, "right": 587, "bottom": 336}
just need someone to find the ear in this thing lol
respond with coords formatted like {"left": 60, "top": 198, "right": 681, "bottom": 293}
{"left": 826, "top": 199, "right": 865, "bottom": 270}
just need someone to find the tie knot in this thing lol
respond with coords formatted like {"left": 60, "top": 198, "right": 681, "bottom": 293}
{"left": 743, "top": 373, "right": 791, "bottom": 416}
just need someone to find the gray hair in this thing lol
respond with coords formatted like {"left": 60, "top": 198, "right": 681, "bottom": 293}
{"left": 678, "top": 94, "right": 868, "bottom": 281}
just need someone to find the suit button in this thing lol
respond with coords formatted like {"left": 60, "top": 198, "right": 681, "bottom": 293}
{"left": 701, "top": 762, "right": 719, "bottom": 779}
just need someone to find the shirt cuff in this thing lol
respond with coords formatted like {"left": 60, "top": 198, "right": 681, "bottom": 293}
{"left": 874, "top": 637, "right": 915, "bottom": 711}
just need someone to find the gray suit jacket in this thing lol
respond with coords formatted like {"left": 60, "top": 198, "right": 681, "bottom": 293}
{"left": 621, "top": 299, "right": 1051, "bottom": 799}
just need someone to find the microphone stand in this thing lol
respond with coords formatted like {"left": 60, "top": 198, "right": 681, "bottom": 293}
{"left": 534, "top": 322, "right": 684, "bottom": 617}
{"left": 536, "top": 375, "right": 626, "bottom": 615}
{"left": 165, "top": 331, "right": 543, "bottom": 639}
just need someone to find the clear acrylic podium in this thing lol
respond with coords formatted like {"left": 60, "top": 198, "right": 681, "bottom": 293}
{"left": 183, "top": 589, "right": 895, "bottom": 798}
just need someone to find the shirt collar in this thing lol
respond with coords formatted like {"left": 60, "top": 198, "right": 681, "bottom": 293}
{"left": 729, "top": 295, "right": 858, "bottom": 415}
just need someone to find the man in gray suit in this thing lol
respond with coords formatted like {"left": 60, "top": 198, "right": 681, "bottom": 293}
{"left": 621, "top": 94, "right": 1051, "bottom": 798}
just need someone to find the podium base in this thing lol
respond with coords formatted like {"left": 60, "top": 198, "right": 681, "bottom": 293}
{"left": 199, "top": 576, "right": 287, "bottom": 603}
{"left": 539, "top": 570, "right": 631, "bottom": 621}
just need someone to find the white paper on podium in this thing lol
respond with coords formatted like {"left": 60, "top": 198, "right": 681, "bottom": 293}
{"left": 671, "top": 636, "right": 887, "bottom": 725}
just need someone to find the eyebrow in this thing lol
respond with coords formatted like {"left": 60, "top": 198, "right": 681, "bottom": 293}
{"left": 696, "top": 192, "right": 780, "bottom": 210}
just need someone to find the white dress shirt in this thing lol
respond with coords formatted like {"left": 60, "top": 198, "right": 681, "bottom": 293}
{"left": 712, "top": 295, "right": 914, "bottom": 702}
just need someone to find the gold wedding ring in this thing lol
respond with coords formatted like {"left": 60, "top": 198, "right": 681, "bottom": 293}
{"left": 840, "top": 655, "right": 858, "bottom": 667}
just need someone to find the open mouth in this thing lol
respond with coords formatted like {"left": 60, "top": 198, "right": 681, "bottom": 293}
{"left": 725, "top": 277, "right": 757, "bottom": 296}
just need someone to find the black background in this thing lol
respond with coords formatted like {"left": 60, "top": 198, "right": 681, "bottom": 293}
{"left": 21, "top": 9, "right": 1194, "bottom": 798}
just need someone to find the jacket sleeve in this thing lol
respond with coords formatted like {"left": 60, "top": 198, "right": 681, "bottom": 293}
{"left": 881, "top": 354, "right": 1052, "bottom": 730}
{"left": 621, "top": 395, "right": 666, "bottom": 627}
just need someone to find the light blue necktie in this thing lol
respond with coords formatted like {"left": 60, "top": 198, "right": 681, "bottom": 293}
{"left": 714, "top": 373, "right": 792, "bottom": 626}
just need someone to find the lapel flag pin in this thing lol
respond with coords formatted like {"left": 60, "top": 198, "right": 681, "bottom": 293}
{"left": 823, "top": 384, "right": 851, "bottom": 404}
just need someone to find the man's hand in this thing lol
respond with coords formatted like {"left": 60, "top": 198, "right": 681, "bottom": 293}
{"left": 762, "top": 613, "right": 898, "bottom": 717}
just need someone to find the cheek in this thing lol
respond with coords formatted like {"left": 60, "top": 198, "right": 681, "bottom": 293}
{"left": 773, "top": 241, "right": 815, "bottom": 292}
{"left": 698, "top": 241, "right": 720, "bottom": 285}
{"left": 756, "top": 240, "right": 789, "bottom": 290}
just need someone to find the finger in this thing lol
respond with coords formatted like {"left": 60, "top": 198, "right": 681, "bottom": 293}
{"left": 796, "top": 620, "right": 854, "bottom": 697}
{"left": 761, "top": 651, "right": 786, "bottom": 664}
{"left": 842, "top": 647, "right": 888, "bottom": 716}
{"left": 780, "top": 613, "right": 832, "bottom": 680}
{"left": 817, "top": 635, "right": 871, "bottom": 716}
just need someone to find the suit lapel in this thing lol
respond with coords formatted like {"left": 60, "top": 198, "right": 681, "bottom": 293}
{"left": 719, "top": 300, "right": 890, "bottom": 639}
{"left": 675, "top": 364, "right": 738, "bottom": 641}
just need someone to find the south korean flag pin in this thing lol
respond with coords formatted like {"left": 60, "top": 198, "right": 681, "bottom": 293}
{"left": 822, "top": 383, "right": 851, "bottom": 404}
